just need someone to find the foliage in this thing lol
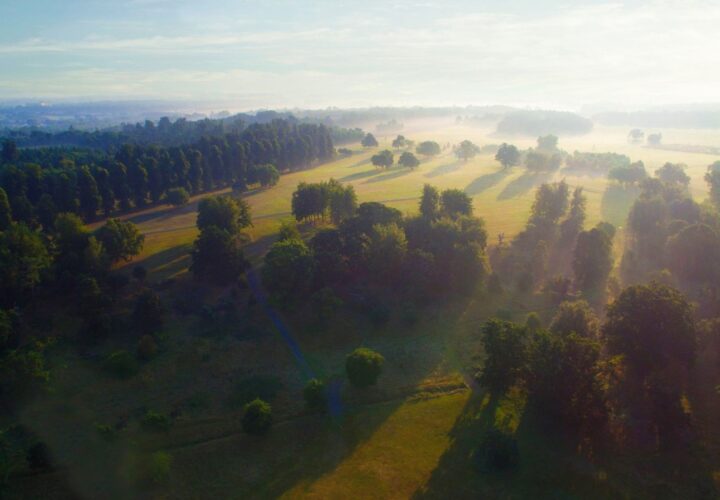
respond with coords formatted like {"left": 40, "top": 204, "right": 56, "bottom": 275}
{"left": 277, "top": 220, "right": 301, "bottom": 242}
{"left": 478, "top": 319, "right": 528, "bottom": 394}
{"left": 549, "top": 300, "right": 599, "bottom": 338}
{"left": 191, "top": 227, "right": 249, "bottom": 285}
{"left": 95, "top": 218, "right": 144, "bottom": 263}
{"left": 262, "top": 238, "right": 315, "bottom": 304}
{"left": 165, "top": 187, "right": 190, "bottom": 206}
{"left": 197, "top": 195, "right": 252, "bottom": 234}
{"left": 608, "top": 161, "right": 647, "bottom": 186}
{"left": 361, "top": 133, "right": 378, "bottom": 148}
{"left": 415, "top": 141, "right": 441, "bottom": 156}
{"left": 137, "top": 335, "right": 159, "bottom": 361}
{"left": 242, "top": 399, "right": 273, "bottom": 435}
{"left": 346, "top": 347, "right": 384, "bottom": 388}
{"left": 398, "top": 151, "right": 419, "bottom": 169}
{"left": 655, "top": 162, "right": 690, "bottom": 187}
{"left": 440, "top": 189, "right": 473, "bottom": 218}
{"left": 455, "top": 140, "right": 480, "bottom": 161}
{"left": 0, "top": 223, "right": 51, "bottom": 306}
{"left": 371, "top": 150, "right": 394, "bottom": 169}
{"left": 419, "top": 184, "right": 440, "bottom": 220}
{"left": 573, "top": 226, "right": 614, "bottom": 293}
{"left": 495, "top": 143, "right": 520, "bottom": 169}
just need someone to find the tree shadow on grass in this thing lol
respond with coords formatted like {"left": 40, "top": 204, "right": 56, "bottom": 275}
{"left": 339, "top": 169, "right": 381, "bottom": 182}
{"left": 601, "top": 184, "right": 640, "bottom": 227}
{"left": 122, "top": 243, "right": 192, "bottom": 282}
{"left": 413, "top": 391, "right": 626, "bottom": 499}
{"left": 497, "top": 172, "right": 553, "bottom": 200}
{"left": 348, "top": 157, "right": 371, "bottom": 168}
{"left": 465, "top": 169, "right": 512, "bottom": 196}
{"left": 424, "top": 161, "right": 462, "bottom": 178}
{"left": 365, "top": 168, "right": 412, "bottom": 184}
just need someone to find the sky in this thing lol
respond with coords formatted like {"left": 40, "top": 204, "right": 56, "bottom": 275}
{"left": 0, "top": 0, "right": 719, "bottom": 111}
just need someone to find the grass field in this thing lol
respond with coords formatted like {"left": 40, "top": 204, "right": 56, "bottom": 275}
{"left": 14, "top": 122, "right": 720, "bottom": 499}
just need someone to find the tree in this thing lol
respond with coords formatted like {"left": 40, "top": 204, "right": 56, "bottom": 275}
{"left": 419, "top": 184, "right": 440, "bottom": 220}
{"left": 628, "top": 129, "right": 644, "bottom": 143}
{"left": 361, "top": 133, "right": 379, "bottom": 148}
{"left": 415, "top": 141, "right": 440, "bottom": 157}
{"left": 95, "top": 218, "right": 144, "bottom": 263}
{"left": 0, "top": 188, "right": 11, "bottom": 231}
{"left": 77, "top": 166, "right": 101, "bottom": 220}
{"left": 647, "top": 133, "right": 662, "bottom": 146}
{"left": 478, "top": 319, "right": 527, "bottom": 394}
{"left": 255, "top": 164, "right": 279, "bottom": 187}
{"left": 346, "top": 348, "right": 384, "bottom": 388}
{"left": 262, "top": 238, "right": 315, "bottom": 304}
{"left": 495, "top": 143, "right": 520, "bottom": 169}
{"left": 197, "top": 196, "right": 252, "bottom": 234}
{"left": 366, "top": 223, "right": 407, "bottom": 281}
{"left": 525, "top": 150, "right": 562, "bottom": 172}
{"left": 549, "top": 300, "right": 599, "bottom": 338}
{"left": 242, "top": 399, "right": 273, "bottom": 435}
{"left": 133, "top": 289, "right": 164, "bottom": 335}
{"left": 525, "top": 330, "right": 606, "bottom": 436}
{"left": 440, "top": 189, "right": 473, "bottom": 218}
{"left": 573, "top": 226, "right": 613, "bottom": 294}
{"left": 608, "top": 161, "right": 647, "bottom": 186}
{"left": 655, "top": 162, "right": 690, "bottom": 187}
{"left": 327, "top": 181, "right": 357, "bottom": 224}
{"left": 666, "top": 223, "right": 720, "bottom": 283}
{"left": 398, "top": 151, "right": 419, "bottom": 170}
{"left": 303, "top": 379, "right": 327, "bottom": 410}
{"left": 391, "top": 135, "right": 407, "bottom": 149}
{"left": 0, "top": 223, "right": 50, "bottom": 306}
{"left": 191, "top": 226, "right": 249, "bottom": 285}
{"left": 292, "top": 182, "right": 327, "bottom": 221}
{"left": 371, "top": 150, "right": 394, "bottom": 169}
{"left": 1, "top": 141, "right": 18, "bottom": 164}
{"left": 704, "top": 161, "right": 720, "bottom": 208}
{"left": 603, "top": 282, "right": 695, "bottom": 378}
{"left": 165, "top": 187, "right": 190, "bottom": 206}
{"left": 536, "top": 135, "right": 558, "bottom": 151}
{"left": 455, "top": 140, "right": 480, "bottom": 161}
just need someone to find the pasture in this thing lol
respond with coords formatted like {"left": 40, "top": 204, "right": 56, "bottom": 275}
{"left": 14, "top": 122, "right": 720, "bottom": 499}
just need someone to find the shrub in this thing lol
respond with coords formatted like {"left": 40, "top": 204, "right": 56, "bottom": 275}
{"left": 303, "top": 379, "right": 327, "bottom": 410}
{"left": 346, "top": 348, "right": 384, "bottom": 388}
{"left": 228, "top": 376, "right": 282, "bottom": 410}
{"left": 141, "top": 410, "right": 172, "bottom": 433}
{"left": 137, "top": 335, "right": 158, "bottom": 361}
{"left": 474, "top": 429, "right": 519, "bottom": 473}
{"left": 95, "top": 423, "right": 117, "bottom": 442}
{"left": 242, "top": 399, "right": 273, "bottom": 435}
{"left": 104, "top": 350, "right": 138, "bottom": 379}
{"left": 165, "top": 187, "right": 190, "bottom": 206}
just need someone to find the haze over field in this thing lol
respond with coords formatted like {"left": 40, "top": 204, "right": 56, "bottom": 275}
{"left": 2, "top": 0, "right": 720, "bottom": 109}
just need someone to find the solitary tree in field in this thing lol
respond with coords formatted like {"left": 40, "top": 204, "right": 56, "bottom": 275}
{"left": 647, "top": 133, "right": 662, "bottom": 146}
{"left": 242, "top": 399, "right": 273, "bottom": 435}
{"left": 361, "top": 133, "right": 379, "bottom": 148}
{"left": 371, "top": 150, "right": 394, "bottom": 169}
{"left": 495, "top": 143, "right": 520, "bottom": 170}
{"left": 628, "top": 129, "right": 644, "bottom": 143}
{"left": 415, "top": 141, "right": 441, "bottom": 157}
{"left": 398, "top": 151, "right": 420, "bottom": 170}
{"left": 455, "top": 140, "right": 481, "bottom": 162}
{"left": 537, "top": 135, "right": 558, "bottom": 151}
{"left": 392, "top": 135, "right": 407, "bottom": 149}
{"left": 346, "top": 348, "right": 384, "bottom": 388}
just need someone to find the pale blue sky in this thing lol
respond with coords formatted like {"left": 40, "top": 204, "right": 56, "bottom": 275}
{"left": 1, "top": 0, "right": 718, "bottom": 110}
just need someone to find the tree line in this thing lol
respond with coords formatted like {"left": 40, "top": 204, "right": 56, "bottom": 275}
{"left": 0, "top": 119, "right": 334, "bottom": 226}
